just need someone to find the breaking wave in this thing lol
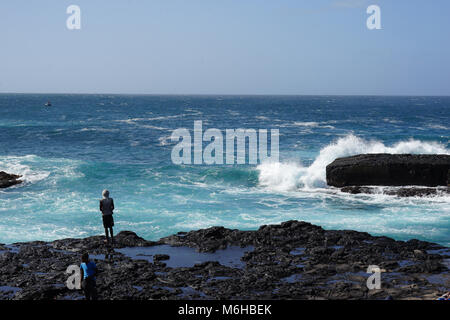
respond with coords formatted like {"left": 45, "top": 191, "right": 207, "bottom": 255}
{"left": 257, "top": 134, "right": 450, "bottom": 191}
{"left": 0, "top": 155, "right": 83, "bottom": 187}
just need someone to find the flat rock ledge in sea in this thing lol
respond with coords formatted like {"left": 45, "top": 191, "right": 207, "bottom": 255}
{"left": 326, "top": 154, "right": 450, "bottom": 196}
{"left": 0, "top": 221, "right": 449, "bottom": 300}
{"left": 0, "top": 172, "right": 22, "bottom": 189}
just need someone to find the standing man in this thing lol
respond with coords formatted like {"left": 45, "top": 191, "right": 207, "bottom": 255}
{"left": 100, "top": 189, "right": 115, "bottom": 244}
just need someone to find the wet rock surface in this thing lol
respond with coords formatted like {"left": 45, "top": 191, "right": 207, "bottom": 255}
{"left": 326, "top": 154, "right": 450, "bottom": 187}
{"left": 340, "top": 186, "right": 449, "bottom": 197}
{"left": 0, "top": 172, "right": 22, "bottom": 189}
{"left": 0, "top": 221, "right": 448, "bottom": 300}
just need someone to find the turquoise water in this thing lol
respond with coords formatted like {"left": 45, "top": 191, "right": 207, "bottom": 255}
{"left": 0, "top": 94, "right": 449, "bottom": 246}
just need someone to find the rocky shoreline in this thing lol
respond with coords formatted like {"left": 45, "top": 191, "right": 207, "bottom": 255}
{"left": 0, "top": 220, "right": 448, "bottom": 300}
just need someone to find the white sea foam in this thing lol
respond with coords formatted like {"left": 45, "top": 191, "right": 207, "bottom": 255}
{"left": 427, "top": 124, "right": 449, "bottom": 130}
{"left": 382, "top": 118, "right": 403, "bottom": 124}
{"left": 257, "top": 134, "right": 450, "bottom": 191}
{"left": 0, "top": 155, "right": 50, "bottom": 185}
{"left": 0, "top": 155, "right": 84, "bottom": 187}
{"left": 257, "top": 161, "right": 305, "bottom": 192}
{"left": 293, "top": 121, "right": 319, "bottom": 127}
{"left": 115, "top": 112, "right": 201, "bottom": 124}
{"left": 79, "top": 127, "right": 119, "bottom": 132}
{"left": 139, "top": 125, "right": 168, "bottom": 130}
{"left": 158, "top": 135, "right": 175, "bottom": 146}
{"left": 292, "top": 121, "right": 335, "bottom": 129}
{"left": 277, "top": 121, "right": 335, "bottom": 129}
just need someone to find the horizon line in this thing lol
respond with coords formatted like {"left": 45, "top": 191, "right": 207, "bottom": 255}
{"left": 1, "top": 91, "right": 450, "bottom": 98}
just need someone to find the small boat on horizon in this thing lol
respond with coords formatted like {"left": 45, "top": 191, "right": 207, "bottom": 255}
{"left": 44, "top": 101, "right": 52, "bottom": 107}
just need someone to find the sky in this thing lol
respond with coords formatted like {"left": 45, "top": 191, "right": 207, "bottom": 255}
{"left": 0, "top": 0, "right": 449, "bottom": 95}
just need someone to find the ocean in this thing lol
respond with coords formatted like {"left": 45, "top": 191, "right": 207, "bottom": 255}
{"left": 0, "top": 94, "right": 449, "bottom": 246}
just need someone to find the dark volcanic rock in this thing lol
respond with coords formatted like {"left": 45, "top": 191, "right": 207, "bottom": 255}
{"left": 50, "top": 230, "right": 156, "bottom": 252}
{"left": 341, "top": 186, "right": 449, "bottom": 197}
{"left": 340, "top": 186, "right": 374, "bottom": 195}
{"left": 153, "top": 254, "right": 170, "bottom": 261}
{"left": 0, "top": 221, "right": 448, "bottom": 300}
{"left": 326, "top": 154, "right": 450, "bottom": 187}
{"left": 0, "top": 171, "right": 22, "bottom": 188}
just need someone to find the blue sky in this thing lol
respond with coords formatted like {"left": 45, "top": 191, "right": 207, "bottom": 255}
{"left": 0, "top": 0, "right": 449, "bottom": 95}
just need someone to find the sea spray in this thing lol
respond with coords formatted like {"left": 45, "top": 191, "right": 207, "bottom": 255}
{"left": 257, "top": 134, "right": 450, "bottom": 191}
{"left": 257, "top": 162, "right": 305, "bottom": 192}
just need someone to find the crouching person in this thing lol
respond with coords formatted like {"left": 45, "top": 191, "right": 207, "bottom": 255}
{"left": 80, "top": 252, "right": 98, "bottom": 300}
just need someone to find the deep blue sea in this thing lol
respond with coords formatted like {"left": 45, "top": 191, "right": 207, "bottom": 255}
{"left": 0, "top": 94, "right": 449, "bottom": 246}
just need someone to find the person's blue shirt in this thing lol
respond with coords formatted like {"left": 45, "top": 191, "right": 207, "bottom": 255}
{"left": 80, "top": 261, "right": 97, "bottom": 280}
